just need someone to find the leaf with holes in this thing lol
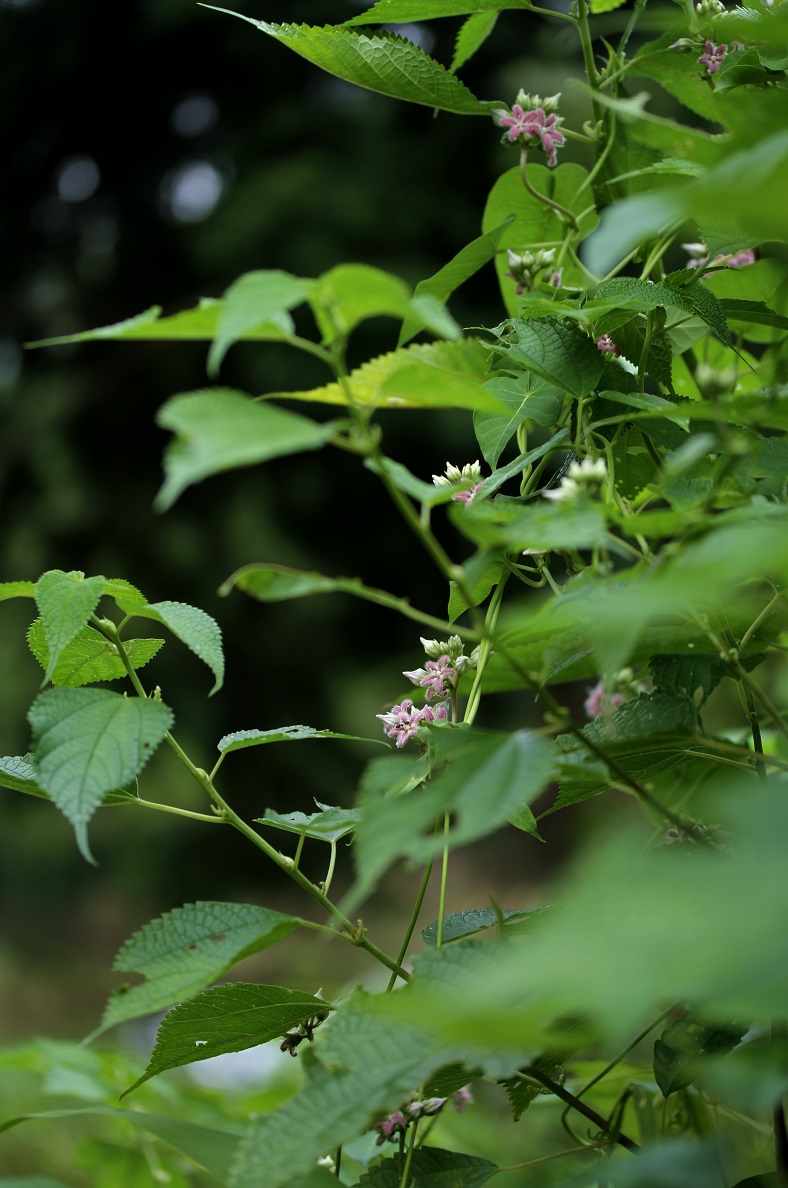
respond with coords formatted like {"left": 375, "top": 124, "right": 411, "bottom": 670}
{"left": 98, "top": 901, "right": 302, "bottom": 1036}
{"left": 124, "top": 983, "right": 331, "bottom": 1096}
{"left": 28, "top": 688, "right": 173, "bottom": 861}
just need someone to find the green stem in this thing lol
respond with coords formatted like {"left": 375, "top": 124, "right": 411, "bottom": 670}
{"left": 96, "top": 617, "right": 412, "bottom": 984}
{"left": 739, "top": 590, "right": 783, "bottom": 653}
{"left": 638, "top": 311, "right": 654, "bottom": 393}
{"left": 322, "top": 841, "right": 338, "bottom": 897}
{"left": 498, "top": 1144, "right": 605, "bottom": 1172}
{"left": 575, "top": 0, "right": 602, "bottom": 125}
{"left": 399, "top": 1118, "right": 419, "bottom": 1188}
{"left": 436, "top": 812, "right": 451, "bottom": 949}
{"left": 518, "top": 1066, "right": 640, "bottom": 1152}
{"left": 134, "top": 798, "right": 227, "bottom": 824}
{"left": 464, "top": 573, "right": 511, "bottom": 726}
{"left": 386, "top": 856, "right": 435, "bottom": 991}
{"left": 519, "top": 148, "right": 578, "bottom": 231}
{"left": 740, "top": 680, "right": 768, "bottom": 786}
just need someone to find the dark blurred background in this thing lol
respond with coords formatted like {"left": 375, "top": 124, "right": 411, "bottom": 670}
{"left": 1, "top": 0, "right": 609, "bottom": 1042}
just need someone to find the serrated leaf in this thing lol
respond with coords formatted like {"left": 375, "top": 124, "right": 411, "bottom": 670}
{"left": 421, "top": 907, "right": 540, "bottom": 946}
{"left": 474, "top": 374, "right": 564, "bottom": 467}
{"left": 501, "top": 1051, "right": 565, "bottom": 1119}
{"left": 495, "top": 318, "right": 603, "bottom": 398}
{"left": 589, "top": 0, "right": 628, "bottom": 12}
{"left": 34, "top": 570, "right": 107, "bottom": 684}
{"left": 650, "top": 653, "right": 727, "bottom": 707}
{"left": 208, "top": 270, "right": 312, "bottom": 375}
{"left": 124, "top": 983, "right": 331, "bottom": 1096}
{"left": 256, "top": 803, "right": 361, "bottom": 843}
{"left": 214, "top": 18, "right": 493, "bottom": 115}
{"left": 228, "top": 995, "right": 455, "bottom": 1188}
{"left": 98, "top": 901, "right": 302, "bottom": 1035}
{"left": 654, "top": 1015, "right": 747, "bottom": 1097}
{"left": 268, "top": 339, "right": 505, "bottom": 413}
{"left": 104, "top": 577, "right": 149, "bottom": 615}
{"left": 358, "top": 1147, "right": 498, "bottom": 1187}
{"left": 482, "top": 164, "right": 600, "bottom": 313}
{"left": 155, "top": 388, "right": 338, "bottom": 511}
{"left": 0, "top": 1107, "right": 238, "bottom": 1180}
{"left": 27, "top": 619, "right": 164, "bottom": 687}
{"left": 629, "top": 34, "right": 726, "bottom": 123}
{"left": 451, "top": 10, "right": 498, "bottom": 72}
{"left": 399, "top": 219, "right": 513, "bottom": 347}
{"left": 346, "top": 0, "right": 529, "bottom": 21}
{"left": 0, "top": 580, "right": 35, "bottom": 601}
{"left": 0, "top": 754, "right": 44, "bottom": 799}
{"left": 28, "top": 688, "right": 173, "bottom": 862}
{"left": 719, "top": 298, "right": 788, "bottom": 332}
{"left": 139, "top": 600, "right": 224, "bottom": 694}
{"left": 218, "top": 725, "right": 383, "bottom": 753}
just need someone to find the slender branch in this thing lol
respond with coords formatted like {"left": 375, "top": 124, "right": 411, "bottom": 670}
{"left": 134, "top": 798, "right": 227, "bottom": 823}
{"left": 517, "top": 1066, "right": 640, "bottom": 1152}
{"left": 386, "top": 857, "right": 434, "bottom": 992}
{"left": 95, "top": 617, "right": 412, "bottom": 984}
{"left": 436, "top": 812, "right": 451, "bottom": 949}
{"left": 519, "top": 147, "right": 578, "bottom": 231}
{"left": 739, "top": 590, "right": 782, "bottom": 653}
{"left": 498, "top": 1144, "right": 605, "bottom": 1172}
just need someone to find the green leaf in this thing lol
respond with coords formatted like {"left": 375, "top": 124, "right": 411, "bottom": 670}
{"left": 719, "top": 298, "right": 788, "bottom": 332}
{"left": 451, "top": 495, "right": 608, "bottom": 553}
{"left": 155, "top": 388, "right": 338, "bottom": 511}
{"left": 448, "top": 559, "right": 504, "bottom": 623}
{"left": 346, "top": 0, "right": 529, "bottom": 21}
{"left": 482, "top": 164, "right": 600, "bottom": 313}
{"left": 358, "top": 1147, "right": 498, "bottom": 1187}
{"left": 501, "top": 1051, "right": 566, "bottom": 1119}
{"left": 218, "top": 725, "right": 382, "bottom": 753}
{"left": 0, "top": 580, "right": 35, "bottom": 601}
{"left": 27, "top": 619, "right": 164, "bottom": 687}
{"left": 421, "top": 907, "right": 541, "bottom": 946}
{"left": 352, "top": 730, "right": 553, "bottom": 905}
{"left": 207, "top": 270, "right": 313, "bottom": 375}
{"left": 256, "top": 803, "right": 361, "bottom": 843}
{"left": 0, "top": 754, "right": 44, "bottom": 799}
{"left": 654, "top": 1015, "right": 747, "bottom": 1097}
{"left": 228, "top": 995, "right": 456, "bottom": 1188}
{"left": 474, "top": 374, "right": 564, "bottom": 467}
{"left": 0, "top": 1108, "right": 239, "bottom": 1180}
{"left": 98, "top": 901, "right": 302, "bottom": 1036}
{"left": 589, "top": 0, "right": 628, "bottom": 11}
{"left": 495, "top": 318, "right": 604, "bottom": 398}
{"left": 451, "top": 11, "right": 498, "bottom": 73}
{"left": 213, "top": 18, "right": 494, "bottom": 114}
{"left": 124, "top": 983, "right": 331, "bottom": 1096}
{"left": 28, "top": 688, "right": 173, "bottom": 862}
{"left": 310, "top": 264, "right": 458, "bottom": 345}
{"left": 104, "top": 577, "right": 150, "bottom": 615}
{"left": 34, "top": 570, "right": 107, "bottom": 684}
{"left": 137, "top": 600, "right": 224, "bottom": 695}
{"left": 268, "top": 339, "right": 503, "bottom": 413}
{"left": 629, "top": 34, "right": 726, "bottom": 123}
{"left": 649, "top": 653, "right": 727, "bottom": 707}
{"left": 589, "top": 277, "right": 731, "bottom": 346}
{"left": 399, "top": 219, "right": 513, "bottom": 348}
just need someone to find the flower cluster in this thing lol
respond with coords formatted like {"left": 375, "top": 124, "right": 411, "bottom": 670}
{"left": 372, "top": 1087, "right": 474, "bottom": 1145}
{"left": 376, "top": 636, "right": 481, "bottom": 747}
{"left": 683, "top": 241, "right": 756, "bottom": 276}
{"left": 432, "top": 460, "right": 484, "bottom": 504}
{"left": 543, "top": 456, "right": 607, "bottom": 502}
{"left": 506, "top": 247, "right": 557, "bottom": 295}
{"left": 584, "top": 680, "right": 625, "bottom": 720}
{"left": 376, "top": 698, "right": 449, "bottom": 748}
{"left": 596, "top": 333, "right": 620, "bottom": 356}
{"left": 492, "top": 92, "right": 566, "bottom": 167}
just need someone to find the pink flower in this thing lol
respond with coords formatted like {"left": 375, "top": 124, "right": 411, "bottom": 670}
{"left": 726, "top": 249, "right": 756, "bottom": 268}
{"left": 376, "top": 698, "right": 449, "bottom": 747}
{"left": 596, "top": 334, "right": 620, "bottom": 356}
{"left": 452, "top": 1085, "right": 474, "bottom": 1111}
{"left": 698, "top": 40, "right": 727, "bottom": 75}
{"left": 373, "top": 1111, "right": 407, "bottom": 1145}
{"left": 584, "top": 681, "right": 624, "bottom": 720}
{"left": 551, "top": 268, "right": 564, "bottom": 288}
{"left": 403, "top": 655, "right": 456, "bottom": 700}
{"left": 494, "top": 105, "right": 566, "bottom": 167}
